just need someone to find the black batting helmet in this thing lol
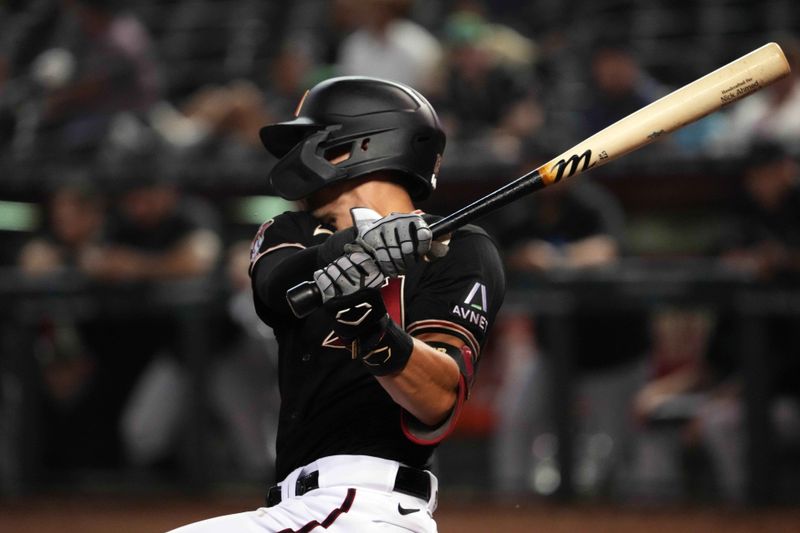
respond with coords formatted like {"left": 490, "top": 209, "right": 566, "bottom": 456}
{"left": 259, "top": 76, "right": 446, "bottom": 201}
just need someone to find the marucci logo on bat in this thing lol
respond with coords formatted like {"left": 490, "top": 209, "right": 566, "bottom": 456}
{"left": 549, "top": 149, "right": 593, "bottom": 182}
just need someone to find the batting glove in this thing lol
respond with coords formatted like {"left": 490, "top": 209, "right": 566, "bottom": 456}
{"left": 314, "top": 251, "right": 413, "bottom": 375}
{"left": 314, "top": 251, "right": 384, "bottom": 302}
{"left": 345, "top": 208, "right": 435, "bottom": 277}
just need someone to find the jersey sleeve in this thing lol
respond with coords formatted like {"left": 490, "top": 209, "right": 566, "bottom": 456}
{"left": 401, "top": 228, "right": 506, "bottom": 444}
{"left": 249, "top": 212, "right": 317, "bottom": 275}
{"left": 248, "top": 211, "right": 335, "bottom": 325}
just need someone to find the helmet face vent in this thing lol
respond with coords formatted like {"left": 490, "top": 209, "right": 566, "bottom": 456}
{"left": 361, "top": 138, "right": 371, "bottom": 151}
{"left": 323, "top": 143, "right": 353, "bottom": 165}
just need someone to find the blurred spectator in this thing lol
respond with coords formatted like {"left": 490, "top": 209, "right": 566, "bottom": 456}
{"left": 262, "top": 41, "right": 320, "bottom": 120}
{"left": 708, "top": 39, "right": 800, "bottom": 157}
{"left": 443, "top": 1, "right": 538, "bottom": 70}
{"left": 0, "top": 0, "right": 60, "bottom": 156}
{"left": 693, "top": 141, "right": 800, "bottom": 502}
{"left": 0, "top": 53, "right": 12, "bottom": 150}
{"left": 437, "top": 11, "right": 540, "bottom": 138}
{"left": 30, "top": 0, "right": 160, "bottom": 154}
{"left": 79, "top": 157, "right": 222, "bottom": 468}
{"left": 18, "top": 176, "right": 105, "bottom": 276}
{"left": 717, "top": 141, "right": 800, "bottom": 277}
{"left": 431, "top": 8, "right": 545, "bottom": 168}
{"left": 501, "top": 180, "right": 624, "bottom": 272}
{"left": 162, "top": 79, "right": 271, "bottom": 150}
{"left": 82, "top": 163, "right": 221, "bottom": 282}
{"left": 15, "top": 177, "right": 106, "bottom": 469}
{"left": 337, "top": 0, "right": 442, "bottom": 91}
{"left": 148, "top": 41, "right": 317, "bottom": 154}
{"left": 632, "top": 142, "right": 800, "bottom": 503}
{"left": 579, "top": 42, "right": 729, "bottom": 157}
{"left": 629, "top": 309, "right": 712, "bottom": 501}
{"left": 490, "top": 179, "right": 650, "bottom": 498}
{"left": 208, "top": 241, "right": 280, "bottom": 480}
{"left": 582, "top": 45, "right": 668, "bottom": 138}
{"left": 283, "top": 0, "right": 357, "bottom": 72}
{"left": 1, "top": 0, "right": 61, "bottom": 79}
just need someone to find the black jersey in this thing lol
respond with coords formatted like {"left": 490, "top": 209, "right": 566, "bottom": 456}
{"left": 249, "top": 210, "right": 505, "bottom": 480}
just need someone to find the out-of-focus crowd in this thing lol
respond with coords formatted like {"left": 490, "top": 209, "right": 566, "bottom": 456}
{"left": 1, "top": 0, "right": 800, "bottom": 505}
{"left": 3, "top": 0, "right": 800, "bottom": 196}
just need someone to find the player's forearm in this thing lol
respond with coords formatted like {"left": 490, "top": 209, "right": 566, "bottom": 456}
{"left": 251, "top": 226, "right": 360, "bottom": 316}
{"left": 376, "top": 339, "right": 461, "bottom": 426}
{"left": 252, "top": 247, "right": 323, "bottom": 316}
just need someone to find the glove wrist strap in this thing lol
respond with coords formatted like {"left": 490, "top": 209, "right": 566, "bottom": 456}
{"left": 357, "top": 319, "right": 414, "bottom": 376}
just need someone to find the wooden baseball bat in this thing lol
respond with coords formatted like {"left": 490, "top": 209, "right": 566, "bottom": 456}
{"left": 286, "top": 42, "right": 790, "bottom": 318}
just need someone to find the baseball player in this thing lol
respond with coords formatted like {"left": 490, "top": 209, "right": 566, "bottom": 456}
{"left": 170, "top": 76, "right": 505, "bottom": 532}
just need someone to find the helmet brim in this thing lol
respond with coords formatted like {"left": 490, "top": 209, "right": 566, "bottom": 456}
{"left": 259, "top": 118, "right": 322, "bottom": 158}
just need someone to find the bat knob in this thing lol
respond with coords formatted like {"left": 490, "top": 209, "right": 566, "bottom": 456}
{"left": 287, "top": 281, "right": 322, "bottom": 318}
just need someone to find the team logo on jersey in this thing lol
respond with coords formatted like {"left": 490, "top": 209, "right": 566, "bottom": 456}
{"left": 249, "top": 219, "right": 274, "bottom": 264}
{"left": 451, "top": 282, "right": 489, "bottom": 331}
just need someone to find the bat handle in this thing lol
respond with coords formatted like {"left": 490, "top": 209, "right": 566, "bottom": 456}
{"left": 286, "top": 281, "right": 322, "bottom": 318}
{"left": 429, "top": 169, "right": 547, "bottom": 238}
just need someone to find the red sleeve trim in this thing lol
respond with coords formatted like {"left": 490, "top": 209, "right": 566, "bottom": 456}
{"left": 406, "top": 319, "right": 480, "bottom": 359}
{"left": 459, "top": 345, "right": 475, "bottom": 393}
{"left": 400, "top": 374, "right": 467, "bottom": 446}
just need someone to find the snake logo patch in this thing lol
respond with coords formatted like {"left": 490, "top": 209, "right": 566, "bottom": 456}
{"left": 249, "top": 219, "right": 274, "bottom": 264}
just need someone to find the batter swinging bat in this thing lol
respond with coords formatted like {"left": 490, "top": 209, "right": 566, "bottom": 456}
{"left": 286, "top": 42, "right": 790, "bottom": 318}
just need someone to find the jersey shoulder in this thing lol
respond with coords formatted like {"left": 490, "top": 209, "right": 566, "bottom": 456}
{"left": 432, "top": 222, "right": 505, "bottom": 287}
{"left": 249, "top": 210, "right": 333, "bottom": 271}
{"left": 406, "top": 220, "right": 506, "bottom": 350}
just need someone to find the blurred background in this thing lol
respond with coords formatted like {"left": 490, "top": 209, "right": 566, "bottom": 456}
{"left": 2, "top": 0, "right": 800, "bottom": 531}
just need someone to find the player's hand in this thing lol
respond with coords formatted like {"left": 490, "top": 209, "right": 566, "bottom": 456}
{"left": 314, "top": 251, "right": 388, "bottom": 343}
{"left": 314, "top": 250, "right": 415, "bottom": 375}
{"left": 313, "top": 251, "right": 385, "bottom": 303}
{"left": 347, "top": 208, "right": 434, "bottom": 277}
